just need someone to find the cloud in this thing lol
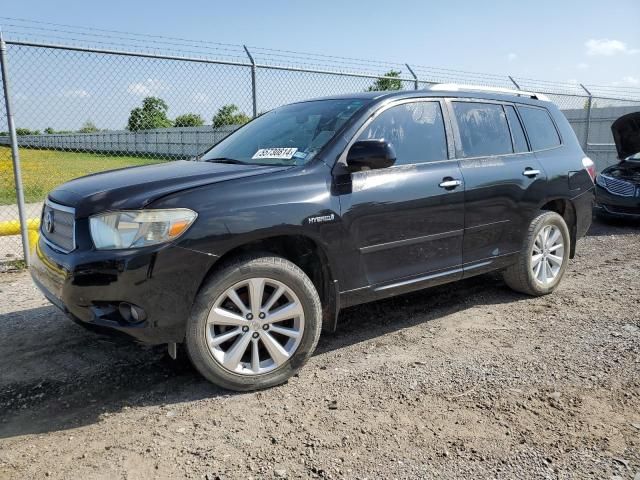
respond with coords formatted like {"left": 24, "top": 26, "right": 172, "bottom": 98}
{"left": 127, "top": 78, "right": 165, "bottom": 96}
{"left": 62, "top": 89, "right": 90, "bottom": 98}
{"left": 621, "top": 76, "right": 639, "bottom": 86}
{"left": 585, "top": 39, "right": 639, "bottom": 56}
{"left": 611, "top": 76, "right": 640, "bottom": 87}
{"left": 577, "top": 62, "right": 589, "bottom": 70}
{"left": 506, "top": 53, "right": 518, "bottom": 62}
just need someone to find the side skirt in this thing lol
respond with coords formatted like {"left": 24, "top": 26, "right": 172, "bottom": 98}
{"left": 338, "top": 252, "right": 519, "bottom": 310}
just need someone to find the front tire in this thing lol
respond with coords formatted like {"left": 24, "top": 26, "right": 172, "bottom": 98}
{"left": 503, "top": 211, "right": 571, "bottom": 296}
{"left": 186, "top": 255, "right": 322, "bottom": 391}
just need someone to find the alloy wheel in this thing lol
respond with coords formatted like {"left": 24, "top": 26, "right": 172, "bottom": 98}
{"left": 205, "top": 277, "right": 305, "bottom": 375}
{"left": 531, "top": 225, "right": 564, "bottom": 285}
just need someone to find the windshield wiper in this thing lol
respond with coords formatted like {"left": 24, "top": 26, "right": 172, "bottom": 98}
{"left": 203, "top": 157, "right": 249, "bottom": 165}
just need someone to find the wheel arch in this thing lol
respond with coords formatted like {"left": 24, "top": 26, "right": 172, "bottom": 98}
{"left": 538, "top": 197, "right": 577, "bottom": 258}
{"left": 198, "top": 233, "right": 340, "bottom": 333}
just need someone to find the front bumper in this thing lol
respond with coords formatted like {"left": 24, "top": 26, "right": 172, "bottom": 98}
{"left": 594, "top": 185, "right": 640, "bottom": 218}
{"left": 30, "top": 236, "right": 217, "bottom": 344}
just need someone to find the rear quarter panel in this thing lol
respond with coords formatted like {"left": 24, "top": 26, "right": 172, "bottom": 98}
{"left": 535, "top": 104, "right": 594, "bottom": 238}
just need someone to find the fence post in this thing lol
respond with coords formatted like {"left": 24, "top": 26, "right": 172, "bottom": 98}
{"left": 405, "top": 64, "right": 419, "bottom": 90}
{"left": 508, "top": 76, "right": 521, "bottom": 89}
{"left": 243, "top": 45, "right": 258, "bottom": 118}
{"left": 580, "top": 84, "right": 593, "bottom": 153}
{"left": 0, "top": 33, "right": 31, "bottom": 266}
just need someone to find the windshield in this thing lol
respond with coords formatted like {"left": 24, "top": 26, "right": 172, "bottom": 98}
{"left": 201, "top": 99, "right": 366, "bottom": 166}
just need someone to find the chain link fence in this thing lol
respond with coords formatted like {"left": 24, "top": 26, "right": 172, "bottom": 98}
{"left": 1, "top": 34, "right": 640, "bottom": 265}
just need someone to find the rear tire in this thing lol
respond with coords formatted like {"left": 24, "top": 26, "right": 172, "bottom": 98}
{"left": 503, "top": 211, "right": 570, "bottom": 296}
{"left": 186, "top": 254, "right": 322, "bottom": 391}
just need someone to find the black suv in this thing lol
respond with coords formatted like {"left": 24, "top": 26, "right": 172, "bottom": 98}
{"left": 31, "top": 86, "right": 595, "bottom": 391}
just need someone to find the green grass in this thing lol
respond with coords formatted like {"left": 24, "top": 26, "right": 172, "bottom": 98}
{"left": 0, "top": 259, "right": 27, "bottom": 271}
{"left": 0, "top": 146, "right": 167, "bottom": 205}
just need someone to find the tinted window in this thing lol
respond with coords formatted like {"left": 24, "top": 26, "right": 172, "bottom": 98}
{"left": 517, "top": 106, "right": 561, "bottom": 150}
{"left": 357, "top": 102, "right": 447, "bottom": 165}
{"left": 452, "top": 102, "right": 513, "bottom": 157}
{"left": 201, "top": 99, "right": 366, "bottom": 165}
{"left": 504, "top": 105, "right": 529, "bottom": 153}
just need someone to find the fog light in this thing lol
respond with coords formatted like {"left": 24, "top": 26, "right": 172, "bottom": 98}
{"left": 118, "top": 302, "right": 147, "bottom": 324}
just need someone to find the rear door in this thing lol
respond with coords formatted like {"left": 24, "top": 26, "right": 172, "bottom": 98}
{"left": 446, "top": 99, "right": 547, "bottom": 272}
{"left": 337, "top": 99, "right": 465, "bottom": 286}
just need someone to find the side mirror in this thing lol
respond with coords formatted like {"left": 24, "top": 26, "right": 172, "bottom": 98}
{"left": 346, "top": 139, "right": 396, "bottom": 171}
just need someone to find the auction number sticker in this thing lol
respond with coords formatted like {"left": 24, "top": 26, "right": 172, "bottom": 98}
{"left": 252, "top": 147, "right": 298, "bottom": 160}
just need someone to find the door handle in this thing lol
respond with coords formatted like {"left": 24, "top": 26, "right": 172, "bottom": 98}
{"left": 439, "top": 179, "right": 462, "bottom": 189}
{"left": 522, "top": 168, "right": 541, "bottom": 178}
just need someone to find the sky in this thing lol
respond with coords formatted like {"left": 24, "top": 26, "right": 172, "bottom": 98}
{"left": 1, "top": 0, "right": 639, "bottom": 131}
{"left": 2, "top": 0, "right": 639, "bottom": 88}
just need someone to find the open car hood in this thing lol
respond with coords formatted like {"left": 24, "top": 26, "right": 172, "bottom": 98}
{"left": 611, "top": 111, "right": 640, "bottom": 160}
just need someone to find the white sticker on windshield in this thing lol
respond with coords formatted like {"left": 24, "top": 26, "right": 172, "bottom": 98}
{"left": 252, "top": 147, "right": 298, "bottom": 160}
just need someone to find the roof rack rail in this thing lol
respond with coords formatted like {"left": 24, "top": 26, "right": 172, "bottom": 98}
{"left": 429, "top": 83, "right": 550, "bottom": 102}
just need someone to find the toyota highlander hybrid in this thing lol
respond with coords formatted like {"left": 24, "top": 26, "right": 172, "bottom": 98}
{"left": 31, "top": 85, "right": 596, "bottom": 391}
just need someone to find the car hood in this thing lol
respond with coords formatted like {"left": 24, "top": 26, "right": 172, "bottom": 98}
{"left": 48, "top": 160, "right": 289, "bottom": 217}
{"left": 602, "top": 161, "right": 640, "bottom": 183}
{"left": 611, "top": 111, "right": 640, "bottom": 160}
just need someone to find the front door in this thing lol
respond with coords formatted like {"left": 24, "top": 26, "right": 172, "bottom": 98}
{"left": 337, "top": 100, "right": 465, "bottom": 286}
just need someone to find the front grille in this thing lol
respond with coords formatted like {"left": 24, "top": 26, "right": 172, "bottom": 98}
{"left": 602, "top": 175, "right": 636, "bottom": 197}
{"left": 41, "top": 201, "right": 76, "bottom": 253}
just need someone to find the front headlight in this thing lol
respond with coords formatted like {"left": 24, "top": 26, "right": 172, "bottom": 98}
{"left": 89, "top": 208, "right": 197, "bottom": 250}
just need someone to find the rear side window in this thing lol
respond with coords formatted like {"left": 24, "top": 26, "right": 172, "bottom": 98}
{"left": 357, "top": 101, "right": 448, "bottom": 165}
{"left": 452, "top": 102, "right": 513, "bottom": 157}
{"left": 517, "top": 106, "right": 561, "bottom": 150}
{"left": 504, "top": 105, "right": 529, "bottom": 153}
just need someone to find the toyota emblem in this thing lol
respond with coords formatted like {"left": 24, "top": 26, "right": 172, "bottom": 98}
{"left": 44, "top": 211, "right": 54, "bottom": 233}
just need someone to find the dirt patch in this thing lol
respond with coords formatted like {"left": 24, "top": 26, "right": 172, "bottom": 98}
{"left": 0, "top": 218, "right": 638, "bottom": 479}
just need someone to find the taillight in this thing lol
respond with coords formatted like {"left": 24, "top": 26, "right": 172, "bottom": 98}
{"left": 582, "top": 157, "right": 596, "bottom": 183}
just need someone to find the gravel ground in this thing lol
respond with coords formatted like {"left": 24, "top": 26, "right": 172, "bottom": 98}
{"left": 0, "top": 217, "right": 638, "bottom": 480}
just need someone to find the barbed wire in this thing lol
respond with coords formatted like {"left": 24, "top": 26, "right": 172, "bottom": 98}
{"left": 0, "top": 16, "right": 242, "bottom": 48}
{"left": 1, "top": 31, "right": 251, "bottom": 63}
{"left": 1, "top": 16, "right": 640, "bottom": 100}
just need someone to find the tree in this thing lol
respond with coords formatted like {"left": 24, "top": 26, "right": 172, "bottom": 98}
{"left": 174, "top": 113, "right": 205, "bottom": 127}
{"left": 44, "top": 127, "right": 55, "bottom": 134}
{"left": 212, "top": 104, "right": 251, "bottom": 128}
{"left": 78, "top": 120, "right": 99, "bottom": 133}
{"left": 15, "top": 128, "right": 41, "bottom": 136}
{"left": 127, "top": 96, "right": 173, "bottom": 131}
{"left": 367, "top": 70, "right": 403, "bottom": 92}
